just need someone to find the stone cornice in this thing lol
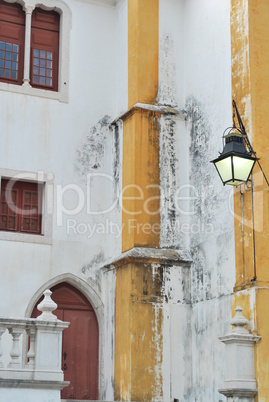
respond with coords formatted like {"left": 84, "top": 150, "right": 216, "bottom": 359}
{"left": 110, "top": 103, "right": 187, "bottom": 126}
{"left": 219, "top": 333, "right": 261, "bottom": 344}
{"left": 103, "top": 247, "right": 192, "bottom": 269}
{"left": 218, "top": 387, "right": 258, "bottom": 397}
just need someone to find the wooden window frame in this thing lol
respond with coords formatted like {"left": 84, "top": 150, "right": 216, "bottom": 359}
{"left": 0, "top": 179, "right": 43, "bottom": 234}
{"left": 0, "top": 0, "right": 25, "bottom": 85}
{"left": 30, "top": 7, "right": 59, "bottom": 91}
{"left": 0, "top": 0, "right": 71, "bottom": 102}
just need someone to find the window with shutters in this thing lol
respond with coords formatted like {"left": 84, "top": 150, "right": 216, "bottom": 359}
{"left": 31, "top": 8, "right": 59, "bottom": 91}
{"left": 0, "top": 0, "right": 71, "bottom": 102}
{"left": 0, "top": 179, "right": 42, "bottom": 234}
{"left": 0, "top": 0, "right": 25, "bottom": 85}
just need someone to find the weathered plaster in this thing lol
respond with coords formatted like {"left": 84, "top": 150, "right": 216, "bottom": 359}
{"left": 75, "top": 115, "right": 112, "bottom": 177}
{"left": 159, "top": 115, "right": 180, "bottom": 248}
{"left": 158, "top": 34, "right": 177, "bottom": 106}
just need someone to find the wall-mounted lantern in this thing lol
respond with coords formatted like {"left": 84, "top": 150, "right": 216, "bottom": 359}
{"left": 211, "top": 100, "right": 258, "bottom": 186}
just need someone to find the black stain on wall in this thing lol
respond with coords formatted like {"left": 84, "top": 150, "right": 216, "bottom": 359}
{"left": 75, "top": 115, "right": 112, "bottom": 177}
{"left": 81, "top": 251, "right": 105, "bottom": 274}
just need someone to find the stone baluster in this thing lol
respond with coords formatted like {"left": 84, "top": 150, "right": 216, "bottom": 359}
{"left": 26, "top": 327, "right": 36, "bottom": 369}
{"left": 8, "top": 327, "right": 24, "bottom": 368}
{"left": 0, "top": 326, "right": 6, "bottom": 368}
{"left": 37, "top": 289, "right": 58, "bottom": 321}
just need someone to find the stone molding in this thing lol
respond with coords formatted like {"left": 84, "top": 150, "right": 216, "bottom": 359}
{"left": 218, "top": 388, "right": 258, "bottom": 397}
{"left": 110, "top": 102, "right": 187, "bottom": 126}
{"left": 0, "top": 379, "right": 69, "bottom": 389}
{"left": 103, "top": 247, "right": 192, "bottom": 269}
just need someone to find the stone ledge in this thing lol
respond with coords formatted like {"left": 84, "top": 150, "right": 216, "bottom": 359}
{"left": 110, "top": 102, "right": 187, "bottom": 126}
{"left": 219, "top": 387, "right": 258, "bottom": 397}
{"left": 103, "top": 247, "right": 192, "bottom": 269}
{"left": 0, "top": 317, "right": 69, "bottom": 330}
{"left": 0, "top": 379, "right": 69, "bottom": 390}
{"left": 219, "top": 333, "right": 261, "bottom": 343}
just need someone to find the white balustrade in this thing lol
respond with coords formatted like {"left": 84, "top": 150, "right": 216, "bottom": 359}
{"left": 0, "top": 289, "right": 69, "bottom": 385}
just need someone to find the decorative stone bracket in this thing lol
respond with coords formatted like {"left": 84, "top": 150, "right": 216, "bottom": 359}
{"left": 219, "top": 306, "right": 261, "bottom": 401}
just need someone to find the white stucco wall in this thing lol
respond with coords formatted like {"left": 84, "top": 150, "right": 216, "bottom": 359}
{"left": 159, "top": 0, "right": 235, "bottom": 400}
{"left": 0, "top": 0, "right": 126, "bottom": 397}
{"left": 0, "top": 0, "right": 124, "bottom": 309}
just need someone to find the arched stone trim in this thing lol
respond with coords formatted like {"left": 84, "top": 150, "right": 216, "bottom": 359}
{"left": 25, "top": 273, "right": 103, "bottom": 320}
{"left": 0, "top": 0, "right": 72, "bottom": 102}
{"left": 2, "top": 0, "right": 25, "bottom": 6}
{"left": 25, "top": 273, "right": 105, "bottom": 399}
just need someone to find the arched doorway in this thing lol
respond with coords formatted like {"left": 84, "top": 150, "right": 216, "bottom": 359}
{"left": 32, "top": 282, "right": 99, "bottom": 400}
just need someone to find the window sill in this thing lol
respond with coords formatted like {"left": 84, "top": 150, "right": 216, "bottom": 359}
{"left": 0, "top": 230, "right": 52, "bottom": 245}
{"left": 0, "top": 81, "right": 68, "bottom": 103}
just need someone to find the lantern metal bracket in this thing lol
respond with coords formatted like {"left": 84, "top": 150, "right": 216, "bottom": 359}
{"left": 231, "top": 100, "right": 269, "bottom": 283}
{"left": 232, "top": 100, "right": 269, "bottom": 187}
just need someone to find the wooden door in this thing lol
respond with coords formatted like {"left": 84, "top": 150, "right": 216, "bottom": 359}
{"left": 32, "top": 283, "right": 99, "bottom": 400}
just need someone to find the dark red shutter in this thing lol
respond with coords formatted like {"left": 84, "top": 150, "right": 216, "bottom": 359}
{"left": 0, "top": 185, "right": 19, "bottom": 231}
{"left": 31, "top": 8, "right": 59, "bottom": 91}
{"left": 0, "top": 179, "right": 42, "bottom": 234}
{"left": 0, "top": 0, "right": 25, "bottom": 85}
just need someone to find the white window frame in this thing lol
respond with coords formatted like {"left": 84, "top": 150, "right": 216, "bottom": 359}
{"left": 0, "top": 0, "right": 72, "bottom": 103}
{"left": 0, "top": 168, "right": 53, "bottom": 244}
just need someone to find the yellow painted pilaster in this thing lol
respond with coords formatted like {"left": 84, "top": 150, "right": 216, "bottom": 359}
{"left": 231, "top": 0, "right": 269, "bottom": 399}
{"left": 115, "top": 1, "right": 163, "bottom": 401}
{"left": 247, "top": 0, "right": 269, "bottom": 284}
{"left": 128, "top": 0, "right": 159, "bottom": 108}
{"left": 122, "top": 107, "right": 161, "bottom": 252}
{"left": 232, "top": 0, "right": 269, "bottom": 288}
{"left": 231, "top": 0, "right": 254, "bottom": 288}
{"left": 115, "top": 260, "right": 164, "bottom": 401}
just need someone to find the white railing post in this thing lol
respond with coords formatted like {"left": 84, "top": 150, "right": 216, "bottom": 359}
{"left": 219, "top": 306, "right": 261, "bottom": 402}
{"left": 34, "top": 289, "right": 69, "bottom": 382}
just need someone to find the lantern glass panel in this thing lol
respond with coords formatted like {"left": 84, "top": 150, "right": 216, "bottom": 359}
{"left": 233, "top": 156, "right": 255, "bottom": 182}
{"left": 214, "top": 156, "right": 233, "bottom": 183}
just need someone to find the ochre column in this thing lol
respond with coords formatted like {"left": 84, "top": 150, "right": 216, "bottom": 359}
{"left": 122, "top": 107, "right": 161, "bottom": 252}
{"left": 231, "top": 0, "right": 269, "bottom": 399}
{"left": 128, "top": 0, "right": 159, "bottom": 108}
{"left": 114, "top": 1, "right": 163, "bottom": 401}
{"left": 114, "top": 256, "right": 164, "bottom": 401}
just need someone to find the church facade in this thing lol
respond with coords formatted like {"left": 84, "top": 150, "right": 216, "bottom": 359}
{"left": 0, "top": 0, "right": 268, "bottom": 401}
